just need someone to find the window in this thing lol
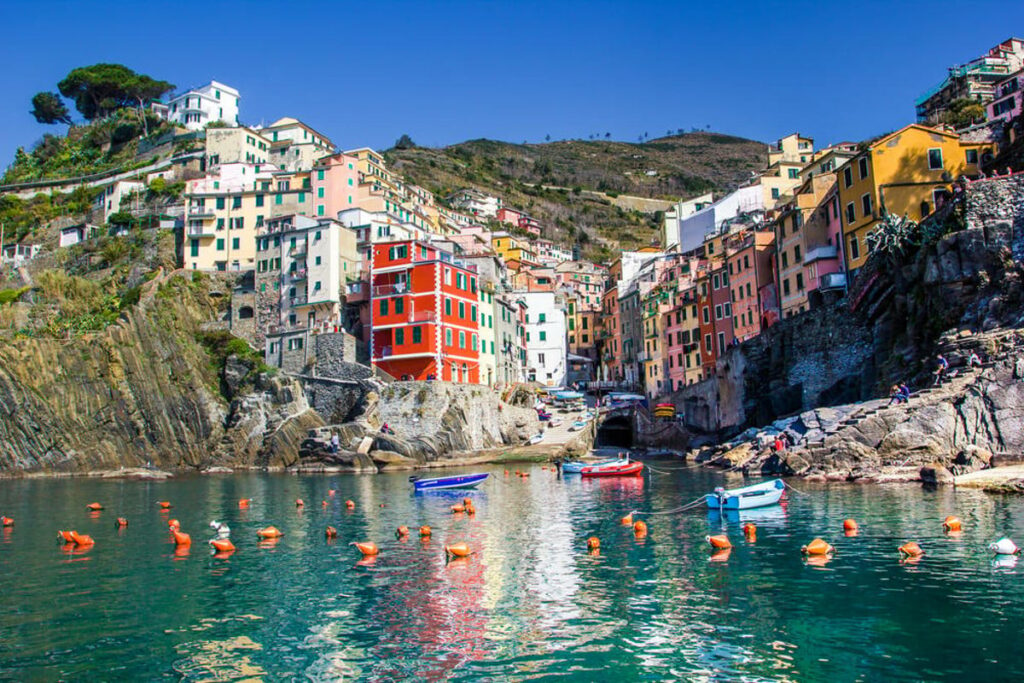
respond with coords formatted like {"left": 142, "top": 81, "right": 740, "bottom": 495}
{"left": 458, "top": 302, "right": 465, "bottom": 318}
{"left": 317, "top": 170, "right": 324, "bottom": 181}
{"left": 713, "top": 274, "right": 720, "bottom": 289}
{"left": 412, "top": 326, "right": 422, "bottom": 344}
{"left": 379, "top": 299, "right": 388, "bottom": 316}
{"left": 715, "top": 304, "right": 722, "bottom": 320}
{"left": 861, "top": 193, "right": 873, "bottom": 218}
{"left": 317, "top": 187, "right": 325, "bottom": 198}
{"left": 843, "top": 166, "right": 853, "bottom": 188}
{"left": 216, "top": 197, "right": 225, "bottom": 210}
{"left": 858, "top": 157, "right": 868, "bottom": 180}
{"left": 190, "top": 239, "right": 199, "bottom": 257}
{"left": 275, "top": 194, "right": 283, "bottom": 205}
{"left": 539, "top": 331, "right": 547, "bottom": 341}
{"left": 704, "top": 333, "right": 712, "bottom": 353}
{"left": 718, "top": 332, "right": 726, "bottom": 355}
{"left": 217, "top": 218, "right": 225, "bottom": 230}
{"left": 850, "top": 235, "right": 860, "bottom": 260}
{"left": 771, "top": 188, "right": 780, "bottom": 199}
{"left": 724, "top": 303, "right": 731, "bottom": 317}
{"left": 445, "top": 298, "right": 452, "bottom": 315}
{"left": 395, "top": 298, "right": 404, "bottom": 314}
{"left": 928, "top": 148, "right": 943, "bottom": 170}
{"left": 471, "top": 305, "right": 477, "bottom": 322}
{"left": 794, "top": 245, "right": 801, "bottom": 262}
{"left": 781, "top": 252, "right": 789, "bottom": 268}
{"left": 446, "top": 328, "right": 453, "bottom": 345}
{"left": 459, "top": 331, "right": 466, "bottom": 348}
{"left": 232, "top": 237, "right": 240, "bottom": 250}
{"left": 395, "top": 328, "right": 405, "bottom": 345}
{"left": 444, "top": 268, "right": 452, "bottom": 285}
{"left": 796, "top": 273, "right": 804, "bottom": 291}
{"left": 539, "top": 313, "right": 546, "bottom": 323}
{"left": 216, "top": 238, "right": 224, "bottom": 251}
{"left": 788, "top": 168, "right": 799, "bottom": 179}
{"left": 965, "top": 148, "right": 979, "bottom": 165}
{"left": 783, "top": 279, "right": 791, "bottom": 296}
{"left": 846, "top": 202, "right": 856, "bottom": 225}
{"left": 702, "top": 306, "right": 710, "bottom": 323}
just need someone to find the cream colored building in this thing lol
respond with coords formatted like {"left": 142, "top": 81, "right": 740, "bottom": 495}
{"left": 205, "top": 126, "right": 271, "bottom": 167}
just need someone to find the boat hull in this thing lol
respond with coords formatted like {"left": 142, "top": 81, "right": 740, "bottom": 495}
{"left": 705, "top": 479, "right": 785, "bottom": 510}
{"left": 581, "top": 462, "right": 644, "bottom": 477}
{"left": 411, "top": 473, "right": 489, "bottom": 491}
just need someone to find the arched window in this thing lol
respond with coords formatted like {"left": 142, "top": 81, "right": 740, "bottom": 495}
{"left": 238, "top": 306, "right": 254, "bottom": 319}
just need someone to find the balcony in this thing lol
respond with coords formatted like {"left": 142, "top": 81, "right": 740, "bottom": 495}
{"left": 287, "top": 270, "right": 308, "bottom": 282}
{"left": 286, "top": 295, "right": 308, "bottom": 307}
{"left": 187, "top": 225, "right": 216, "bottom": 237}
{"left": 408, "top": 310, "right": 436, "bottom": 323}
{"left": 803, "top": 245, "right": 838, "bottom": 265}
{"left": 820, "top": 272, "right": 847, "bottom": 291}
{"left": 188, "top": 209, "right": 215, "bottom": 219}
{"left": 373, "top": 283, "right": 409, "bottom": 296}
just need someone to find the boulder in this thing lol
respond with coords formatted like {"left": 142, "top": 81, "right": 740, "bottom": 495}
{"left": 369, "top": 450, "right": 418, "bottom": 471}
{"left": 920, "top": 463, "right": 954, "bottom": 484}
{"left": 953, "top": 445, "right": 992, "bottom": 472}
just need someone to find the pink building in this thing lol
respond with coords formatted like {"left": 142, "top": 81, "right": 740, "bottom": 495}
{"left": 988, "top": 69, "right": 1024, "bottom": 122}
{"left": 311, "top": 153, "right": 360, "bottom": 219}
{"left": 802, "top": 183, "right": 847, "bottom": 293}
{"left": 496, "top": 207, "right": 525, "bottom": 226}
{"left": 726, "top": 230, "right": 776, "bottom": 342}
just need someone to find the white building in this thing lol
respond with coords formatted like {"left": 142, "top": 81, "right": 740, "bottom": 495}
{"left": 662, "top": 192, "right": 714, "bottom": 250}
{"left": 166, "top": 81, "right": 240, "bottom": 130}
{"left": 447, "top": 189, "right": 502, "bottom": 219}
{"left": 256, "top": 118, "right": 335, "bottom": 172}
{"left": 672, "top": 185, "right": 764, "bottom": 254}
{"left": 93, "top": 180, "right": 145, "bottom": 223}
{"left": 337, "top": 207, "right": 427, "bottom": 264}
{"left": 521, "top": 290, "right": 568, "bottom": 386}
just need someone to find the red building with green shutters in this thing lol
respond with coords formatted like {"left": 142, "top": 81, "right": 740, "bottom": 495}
{"left": 370, "top": 239, "right": 481, "bottom": 383}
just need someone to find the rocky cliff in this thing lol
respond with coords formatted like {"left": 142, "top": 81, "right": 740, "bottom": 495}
{"left": 0, "top": 271, "right": 320, "bottom": 474}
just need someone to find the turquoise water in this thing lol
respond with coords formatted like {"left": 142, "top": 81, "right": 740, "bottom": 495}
{"left": 2, "top": 466, "right": 1024, "bottom": 681}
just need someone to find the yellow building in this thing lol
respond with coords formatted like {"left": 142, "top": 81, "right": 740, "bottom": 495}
{"left": 837, "top": 124, "right": 992, "bottom": 272}
{"left": 491, "top": 232, "right": 538, "bottom": 264}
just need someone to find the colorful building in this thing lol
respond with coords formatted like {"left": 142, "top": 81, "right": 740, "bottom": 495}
{"left": 369, "top": 239, "right": 481, "bottom": 383}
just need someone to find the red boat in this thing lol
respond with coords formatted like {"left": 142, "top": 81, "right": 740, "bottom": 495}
{"left": 580, "top": 461, "right": 644, "bottom": 477}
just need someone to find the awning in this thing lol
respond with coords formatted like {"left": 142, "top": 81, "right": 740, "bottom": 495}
{"left": 567, "top": 353, "right": 594, "bottom": 363}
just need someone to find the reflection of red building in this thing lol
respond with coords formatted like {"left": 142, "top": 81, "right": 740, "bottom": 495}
{"left": 370, "top": 239, "right": 480, "bottom": 383}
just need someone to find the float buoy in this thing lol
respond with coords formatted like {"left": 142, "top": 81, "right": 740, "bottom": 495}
{"left": 843, "top": 519, "right": 858, "bottom": 532}
{"left": 1, "top": 516, "right": 13, "bottom": 527}
{"left": 69, "top": 531, "right": 94, "bottom": 546}
{"left": 168, "top": 519, "right": 180, "bottom": 531}
{"left": 158, "top": 501, "right": 172, "bottom": 509}
{"left": 328, "top": 489, "right": 336, "bottom": 497}
{"left": 396, "top": 525, "right": 409, "bottom": 538}
{"left": 504, "top": 470, "right": 509, "bottom": 476}
{"left": 256, "top": 526, "right": 284, "bottom": 539}
{"left": 989, "top": 537, "right": 1020, "bottom": 555}
{"left": 801, "top": 538, "right": 834, "bottom": 555}
{"left": 295, "top": 499, "right": 305, "bottom": 507}
{"left": 345, "top": 500, "right": 355, "bottom": 510}
{"left": 353, "top": 542, "right": 378, "bottom": 556}
{"left": 587, "top": 536, "right": 600, "bottom": 551}
{"left": 462, "top": 497, "right": 472, "bottom": 506}
{"left": 706, "top": 534, "right": 732, "bottom": 550}
{"left": 115, "top": 517, "right": 127, "bottom": 528}
{"left": 239, "top": 498, "right": 251, "bottom": 508}
{"left": 321, "top": 500, "right": 328, "bottom": 508}
{"left": 742, "top": 523, "right": 757, "bottom": 540}
{"left": 210, "top": 539, "right": 235, "bottom": 553}
{"left": 325, "top": 526, "right": 338, "bottom": 539}
{"left": 465, "top": 504, "right": 476, "bottom": 515}
{"left": 633, "top": 520, "right": 648, "bottom": 536}
{"left": 621, "top": 514, "right": 633, "bottom": 526}
{"left": 943, "top": 516, "right": 963, "bottom": 532}
{"left": 898, "top": 541, "right": 924, "bottom": 557}
{"left": 451, "top": 504, "right": 465, "bottom": 514}
{"left": 172, "top": 529, "right": 191, "bottom": 546}
{"left": 58, "top": 530, "right": 76, "bottom": 543}
{"left": 419, "top": 525, "right": 432, "bottom": 538}
{"left": 444, "top": 542, "right": 471, "bottom": 558}
{"left": 86, "top": 503, "right": 103, "bottom": 511}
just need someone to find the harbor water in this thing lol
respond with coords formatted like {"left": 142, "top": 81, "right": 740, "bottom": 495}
{"left": 2, "top": 465, "right": 1024, "bottom": 680}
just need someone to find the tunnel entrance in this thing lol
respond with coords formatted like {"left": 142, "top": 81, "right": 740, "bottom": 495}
{"left": 596, "top": 414, "right": 634, "bottom": 448}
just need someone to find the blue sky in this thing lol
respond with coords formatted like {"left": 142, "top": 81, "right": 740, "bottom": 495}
{"left": 2, "top": 0, "right": 1022, "bottom": 166}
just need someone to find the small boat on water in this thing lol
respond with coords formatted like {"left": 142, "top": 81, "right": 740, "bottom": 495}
{"left": 581, "top": 460, "right": 644, "bottom": 477}
{"left": 568, "top": 420, "right": 587, "bottom": 432}
{"left": 705, "top": 479, "right": 785, "bottom": 510}
{"left": 562, "top": 458, "right": 614, "bottom": 474}
{"left": 410, "top": 473, "right": 489, "bottom": 491}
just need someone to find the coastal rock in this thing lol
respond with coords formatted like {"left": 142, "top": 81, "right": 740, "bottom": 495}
{"left": 920, "top": 463, "right": 955, "bottom": 484}
{"left": 369, "top": 450, "right": 418, "bottom": 471}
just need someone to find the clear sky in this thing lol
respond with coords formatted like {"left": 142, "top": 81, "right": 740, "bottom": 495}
{"left": 2, "top": 0, "right": 1022, "bottom": 166}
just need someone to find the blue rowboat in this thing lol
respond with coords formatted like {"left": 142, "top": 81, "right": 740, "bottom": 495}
{"left": 410, "top": 473, "right": 489, "bottom": 491}
{"left": 705, "top": 478, "right": 785, "bottom": 510}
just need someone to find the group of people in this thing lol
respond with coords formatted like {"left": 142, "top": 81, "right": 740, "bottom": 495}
{"left": 888, "top": 382, "right": 911, "bottom": 405}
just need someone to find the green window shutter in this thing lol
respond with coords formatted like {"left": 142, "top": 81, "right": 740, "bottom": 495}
{"left": 256, "top": 195, "right": 264, "bottom": 207}
{"left": 190, "top": 239, "right": 199, "bottom": 257}
{"left": 395, "top": 328, "right": 404, "bottom": 345}
{"left": 298, "top": 192, "right": 305, "bottom": 203}
{"left": 232, "top": 238, "right": 240, "bottom": 249}
{"left": 445, "top": 298, "right": 452, "bottom": 315}
{"left": 317, "top": 170, "right": 324, "bottom": 180}
{"left": 317, "top": 205, "right": 325, "bottom": 216}
{"left": 216, "top": 197, "right": 225, "bottom": 209}
{"left": 395, "top": 298, "right": 404, "bottom": 314}
{"left": 216, "top": 238, "right": 224, "bottom": 251}
{"left": 540, "top": 331, "right": 547, "bottom": 341}
{"left": 380, "top": 299, "right": 388, "bottom": 315}
{"left": 459, "top": 302, "right": 465, "bottom": 318}
{"left": 275, "top": 194, "right": 282, "bottom": 205}
{"left": 317, "top": 187, "right": 324, "bottom": 198}
{"left": 412, "top": 326, "right": 422, "bottom": 344}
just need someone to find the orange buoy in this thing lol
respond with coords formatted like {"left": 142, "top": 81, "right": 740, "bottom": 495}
{"left": 444, "top": 542, "right": 471, "bottom": 558}
{"left": 353, "top": 542, "right": 379, "bottom": 556}
{"left": 328, "top": 489, "right": 336, "bottom": 497}
{"left": 587, "top": 536, "right": 601, "bottom": 551}
{"left": 504, "top": 470, "right": 509, "bottom": 476}
{"left": 345, "top": 500, "right": 355, "bottom": 510}
{"left": 325, "top": 526, "right": 338, "bottom": 539}
{"left": 256, "top": 526, "right": 284, "bottom": 539}
{"left": 1, "top": 516, "right": 13, "bottom": 527}
{"left": 172, "top": 528, "right": 192, "bottom": 546}
{"left": 69, "top": 530, "right": 94, "bottom": 546}
{"left": 843, "top": 518, "right": 858, "bottom": 532}
{"left": 709, "top": 548, "right": 732, "bottom": 563}
{"left": 419, "top": 525, "right": 432, "bottom": 538}
{"left": 633, "top": 520, "right": 648, "bottom": 536}
{"left": 742, "top": 523, "right": 757, "bottom": 540}
{"left": 86, "top": 503, "right": 103, "bottom": 511}
{"left": 238, "top": 498, "right": 251, "bottom": 508}
{"left": 943, "top": 516, "right": 962, "bottom": 532}
{"left": 463, "top": 497, "right": 473, "bottom": 506}
{"left": 706, "top": 534, "right": 732, "bottom": 550}
{"left": 898, "top": 541, "right": 924, "bottom": 557}
{"left": 58, "top": 530, "right": 76, "bottom": 543}
{"left": 115, "top": 517, "right": 127, "bottom": 528}
{"left": 321, "top": 500, "right": 328, "bottom": 508}
{"left": 295, "top": 499, "right": 305, "bottom": 507}
{"left": 465, "top": 504, "right": 476, "bottom": 515}
{"left": 801, "top": 538, "right": 834, "bottom": 555}
{"left": 621, "top": 514, "right": 634, "bottom": 526}
{"left": 396, "top": 525, "right": 410, "bottom": 538}
{"left": 168, "top": 519, "right": 180, "bottom": 531}
{"left": 210, "top": 538, "right": 235, "bottom": 553}
{"left": 451, "top": 504, "right": 465, "bottom": 514}
{"left": 158, "top": 501, "right": 172, "bottom": 509}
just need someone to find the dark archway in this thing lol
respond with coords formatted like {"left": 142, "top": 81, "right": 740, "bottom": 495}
{"left": 596, "top": 414, "right": 633, "bottom": 448}
{"left": 238, "top": 306, "right": 254, "bottom": 320}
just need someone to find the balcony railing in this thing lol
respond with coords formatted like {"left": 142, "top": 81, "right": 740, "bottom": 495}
{"left": 409, "top": 310, "right": 436, "bottom": 323}
{"left": 373, "top": 283, "right": 409, "bottom": 296}
{"left": 187, "top": 226, "right": 215, "bottom": 237}
{"left": 803, "top": 244, "right": 838, "bottom": 264}
{"left": 820, "top": 272, "right": 847, "bottom": 291}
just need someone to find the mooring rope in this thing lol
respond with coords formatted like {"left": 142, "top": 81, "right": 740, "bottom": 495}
{"left": 630, "top": 495, "right": 707, "bottom": 517}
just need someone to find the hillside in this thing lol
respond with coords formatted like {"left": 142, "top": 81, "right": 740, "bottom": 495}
{"left": 386, "top": 132, "right": 766, "bottom": 258}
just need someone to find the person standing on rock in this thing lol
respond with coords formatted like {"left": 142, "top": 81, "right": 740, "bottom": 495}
{"left": 330, "top": 433, "right": 340, "bottom": 453}
{"left": 968, "top": 351, "right": 982, "bottom": 368}
{"left": 933, "top": 355, "right": 949, "bottom": 385}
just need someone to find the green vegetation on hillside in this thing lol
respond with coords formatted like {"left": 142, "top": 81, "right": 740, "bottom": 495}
{"left": 387, "top": 133, "right": 764, "bottom": 254}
